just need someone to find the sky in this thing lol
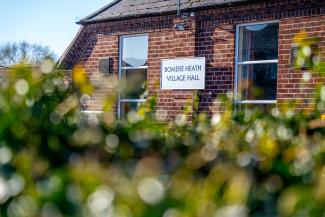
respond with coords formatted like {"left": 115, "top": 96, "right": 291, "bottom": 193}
{"left": 0, "top": 0, "right": 113, "bottom": 59}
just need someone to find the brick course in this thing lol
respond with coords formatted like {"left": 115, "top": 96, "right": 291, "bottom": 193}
{"left": 61, "top": 0, "right": 325, "bottom": 119}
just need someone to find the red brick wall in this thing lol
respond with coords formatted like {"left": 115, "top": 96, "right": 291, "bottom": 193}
{"left": 278, "top": 15, "right": 325, "bottom": 112}
{"left": 81, "top": 34, "right": 119, "bottom": 110}
{"left": 61, "top": 0, "right": 325, "bottom": 118}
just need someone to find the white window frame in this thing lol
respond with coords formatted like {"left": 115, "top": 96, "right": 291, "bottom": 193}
{"left": 118, "top": 34, "right": 148, "bottom": 119}
{"left": 234, "top": 20, "right": 279, "bottom": 105}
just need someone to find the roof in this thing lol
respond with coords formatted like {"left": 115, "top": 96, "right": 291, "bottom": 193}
{"left": 58, "top": 26, "right": 84, "bottom": 67}
{"left": 78, "top": 0, "right": 251, "bottom": 24}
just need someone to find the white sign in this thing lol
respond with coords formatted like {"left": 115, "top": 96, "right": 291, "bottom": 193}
{"left": 161, "top": 57, "right": 206, "bottom": 90}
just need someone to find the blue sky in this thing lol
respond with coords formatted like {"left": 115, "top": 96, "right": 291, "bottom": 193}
{"left": 0, "top": 0, "right": 113, "bottom": 58}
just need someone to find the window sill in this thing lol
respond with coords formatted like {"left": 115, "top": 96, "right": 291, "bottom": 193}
{"left": 235, "top": 100, "right": 277, "bottom": 104}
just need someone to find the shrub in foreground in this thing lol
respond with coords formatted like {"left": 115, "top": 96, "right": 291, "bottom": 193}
{"left": 0, "top": 36, "right": 325, "bottom": 217}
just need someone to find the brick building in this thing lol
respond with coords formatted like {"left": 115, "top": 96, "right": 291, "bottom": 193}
{"left": 59, "top": 0, "right": 325, "bottom": 120}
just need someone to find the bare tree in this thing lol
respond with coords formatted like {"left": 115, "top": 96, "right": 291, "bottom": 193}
{"left": 0, "top": 41, "right": 56, "bottom": 66}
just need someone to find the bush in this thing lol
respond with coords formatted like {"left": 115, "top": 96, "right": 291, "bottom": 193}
{"left": 0, "top": 35, "right": 325, "bottom": 217}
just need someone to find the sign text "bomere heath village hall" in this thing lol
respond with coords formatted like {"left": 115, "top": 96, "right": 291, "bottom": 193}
{"left": 161, "top": 57, "right": 206, "bottom": 90}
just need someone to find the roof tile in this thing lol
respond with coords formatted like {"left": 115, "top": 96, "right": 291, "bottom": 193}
{"left": 79, "top": 0, "right": 250, "bottom": 24}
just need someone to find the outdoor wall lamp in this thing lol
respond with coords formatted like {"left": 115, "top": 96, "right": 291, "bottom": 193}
{"left": 175, "top": 23, "right": 188, "bottom": 31}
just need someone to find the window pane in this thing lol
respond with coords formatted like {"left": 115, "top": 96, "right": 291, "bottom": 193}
{"left": 121, "top": 69, "right": 147, "bottom": 99}
{"left": 121, "top": 35, "right": 148, "bottom": 67}
{"left": 120, "top": 101, "right": 142, "bottom": 119}
{"left": 238, "top": 63, "right": 277, "bottom": 100}
{"left": 238, "top": 23, "right": 278, "bottom": 62}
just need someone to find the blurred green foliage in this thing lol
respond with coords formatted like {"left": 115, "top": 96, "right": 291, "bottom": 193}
{"left": 0, "top": 33, "right": 325, "bottom": 217}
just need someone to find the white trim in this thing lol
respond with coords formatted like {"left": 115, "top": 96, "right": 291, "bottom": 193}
{"left": 234, "top": 20, "right": 279, "bottom": 104}
{"left": 118, "top": 34, "right": 148, "bottom": 119}
{"left": 120, "top": 33, "right": 149, "bottom": 39}
{"left": 234, "top": 22, "right": 239, "bottom": 105}
{"left": 119, "top": 99, "right": 147, "bottom": 103}
{"left": 81, "top": 110, "right": 104, "bottom": 114}
{"left": 235, "top": 100, "right": 277, "bottom": 104}
{"left": 237, "top": 60, "right": 278, "bottom": 65}
{"left": 121, "top": 66, "right": 148, "bottom": 70}
{"left": 236, "top": 20, "right": 280, "bottom": 28}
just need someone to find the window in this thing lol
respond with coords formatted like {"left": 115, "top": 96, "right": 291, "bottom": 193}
{"left": 118, "top": 35, "right": 148, "bottom": 119}
{"left": 235, "top": 21, "right": 279, "bottom": 105}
